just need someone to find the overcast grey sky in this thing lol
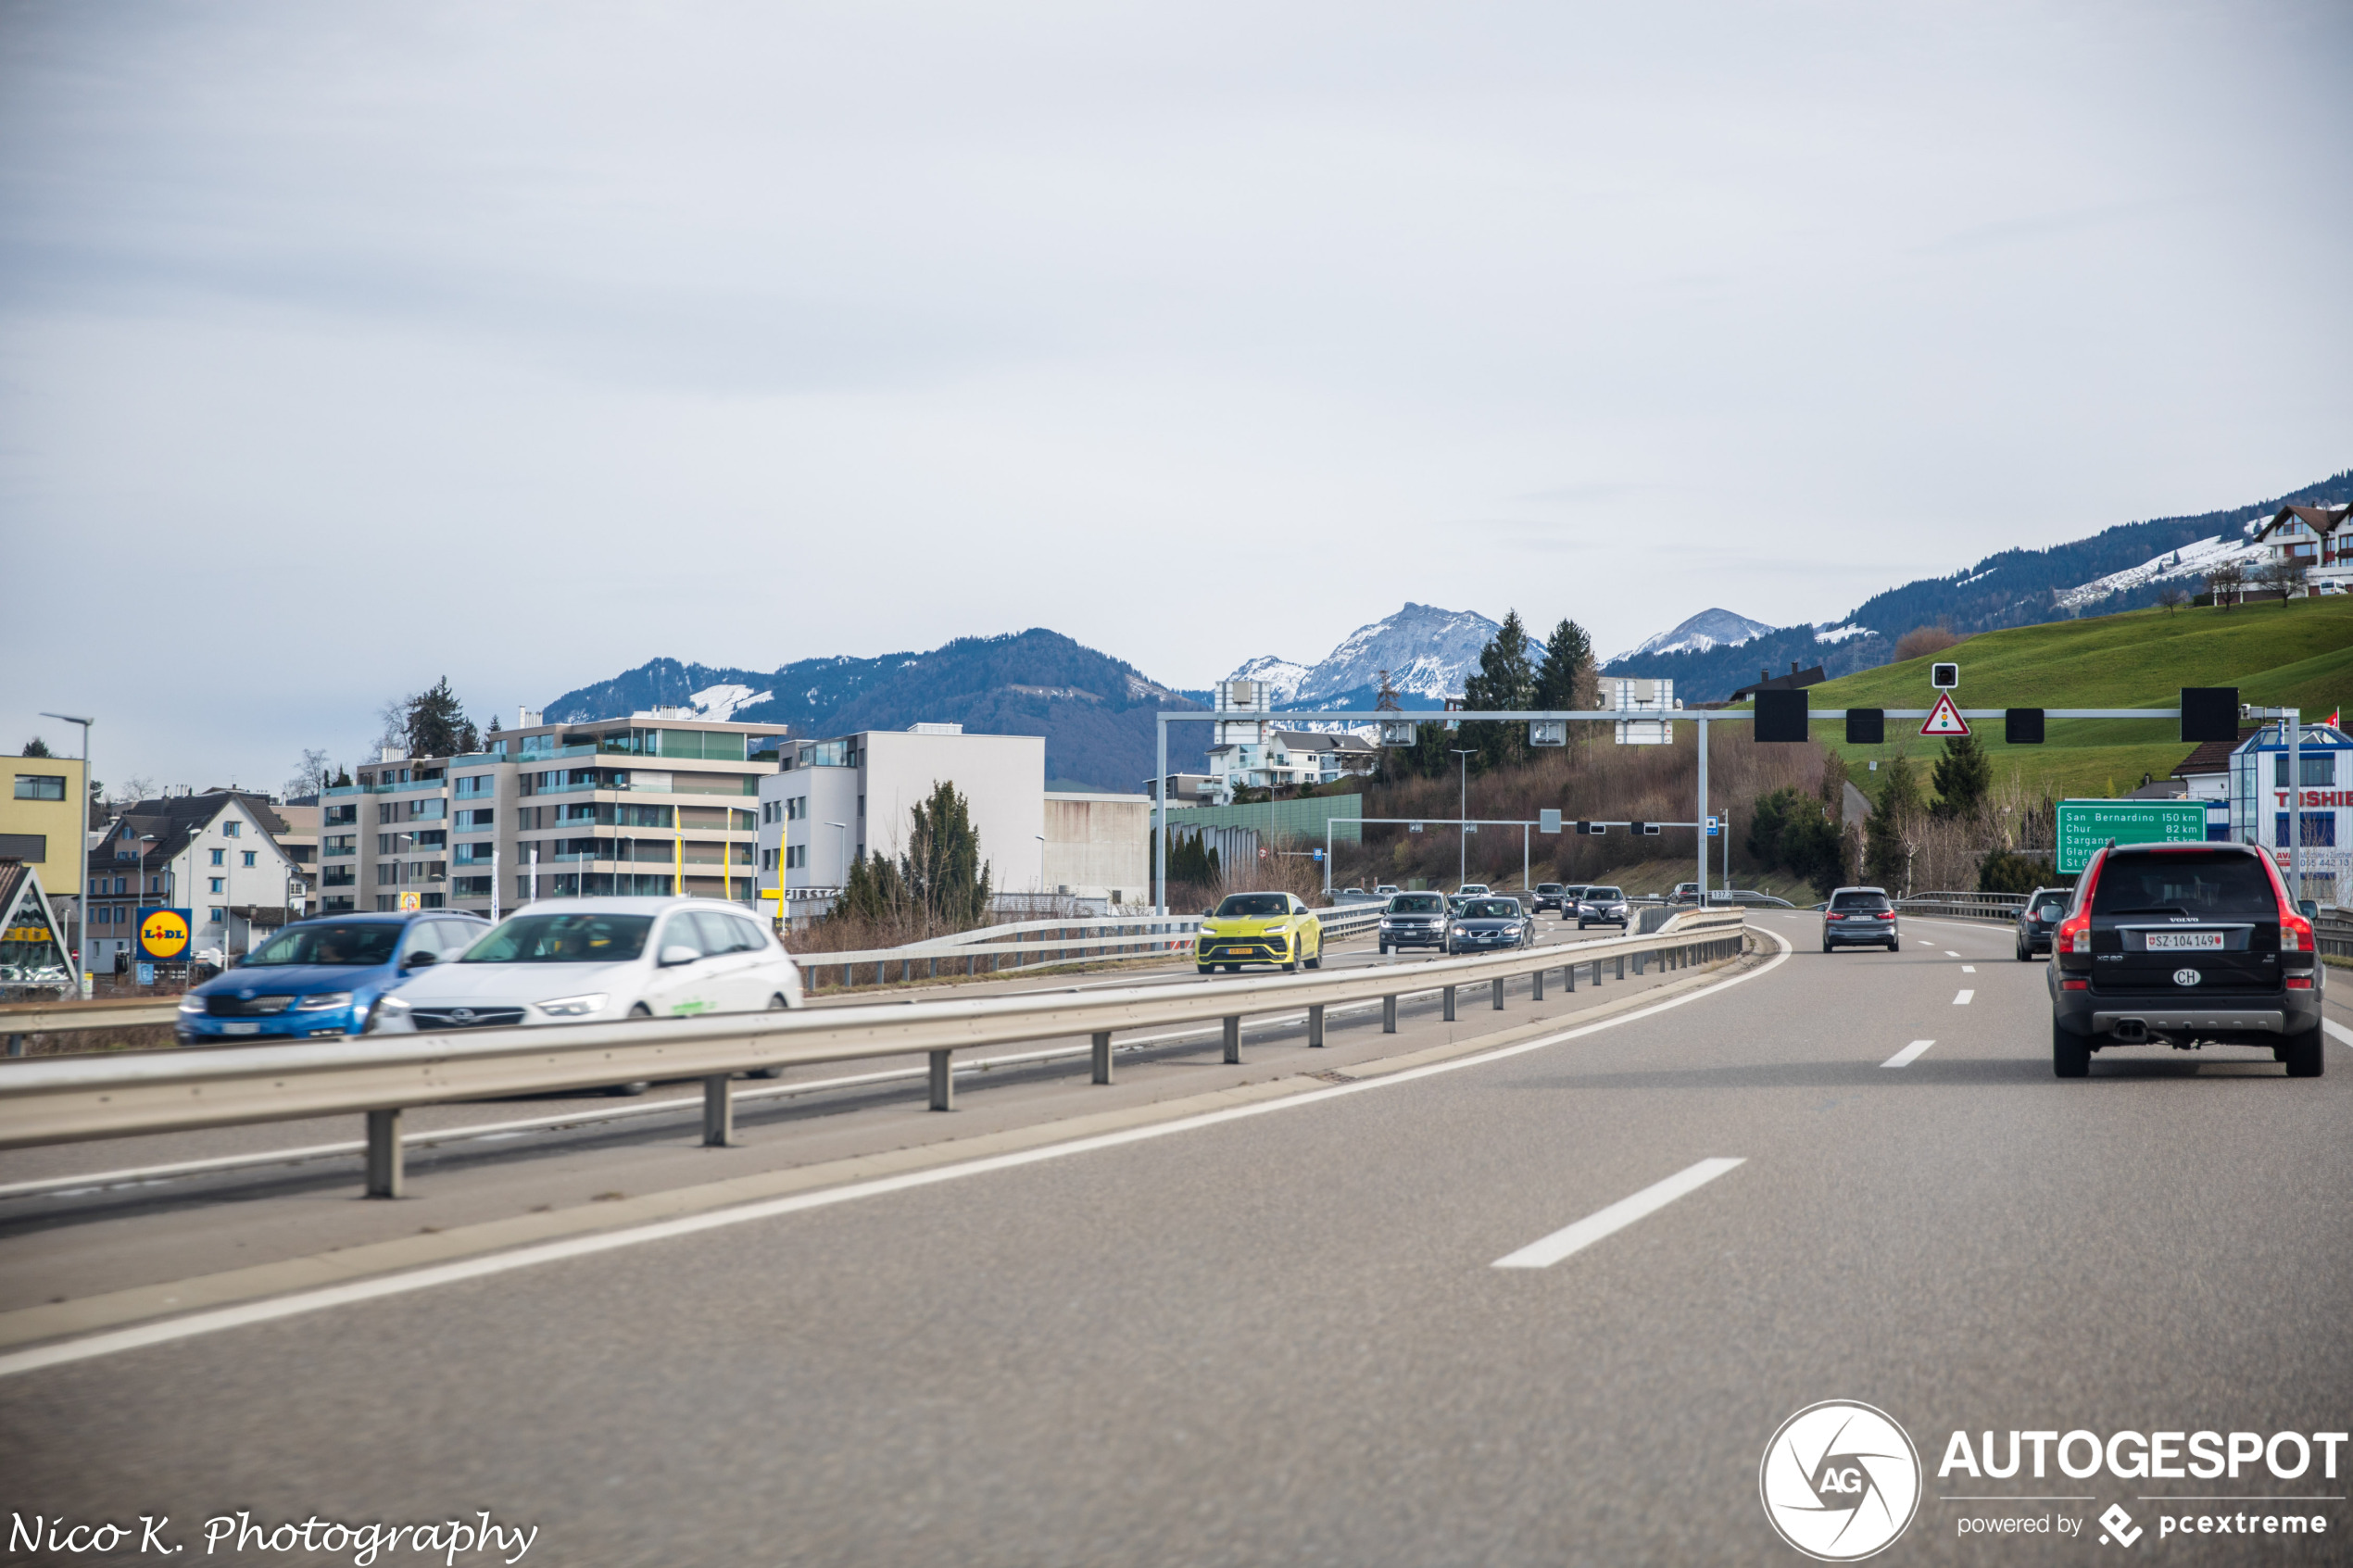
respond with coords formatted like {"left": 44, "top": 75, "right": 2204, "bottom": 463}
{"left": 5, "top": 1, "right": 2348, "bottom": 790}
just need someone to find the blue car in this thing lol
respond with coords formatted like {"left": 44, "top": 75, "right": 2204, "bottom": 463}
{"left": 175, "top": 910, "right": 491, "bottom": 1045}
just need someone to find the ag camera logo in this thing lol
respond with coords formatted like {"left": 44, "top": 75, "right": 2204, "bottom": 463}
{"left": 1760, "top": 1400, "right": 1922, "bottom": 1561}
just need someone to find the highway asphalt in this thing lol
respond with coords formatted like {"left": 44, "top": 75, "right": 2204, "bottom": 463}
{"left": 2, "top": 910, "right": 2347, "bottom": 1566}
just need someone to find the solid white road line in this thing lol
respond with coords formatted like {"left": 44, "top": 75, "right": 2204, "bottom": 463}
{"left": 1881, "top": 1039, "right": 1937, "bottom": 1068}
{"left": 2324, "top": 1020, "right": 2353, "bottom": 1050}
{"left": 1491, "top": 1158, "right": 1746, "bottom": 1269}
{"left": 0, "top": 930, "right": 1794, "bottom": 1378}
{"left": 1953, "top": 989, "right": 1974, "bottom": 1004}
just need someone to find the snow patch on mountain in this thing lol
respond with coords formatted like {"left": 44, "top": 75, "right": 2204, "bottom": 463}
{"left": 1814, "top": 623, "right": 1871, "bottom": 644}
{"left": 2053, "top": 533, "right": 2266, "bottom": 609}
{"left": 1608, "top": 608, "right": 1775, "bottom": 665}
{"left": 1227, "top": 656, "right": 1311, "bottom": 705}
{"left": 1222, "top": 603, "right": 1501, "bottom": 709}
{"left": 687, "top": 684, "right": 775, "bottom": 721}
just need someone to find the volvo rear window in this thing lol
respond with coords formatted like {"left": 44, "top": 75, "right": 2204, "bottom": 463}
{"left": 2089, "top": 851, "right": 2275, "bottom": 919}
{"left": 1831, "top": 892, "right": 1891, "bottom": 910}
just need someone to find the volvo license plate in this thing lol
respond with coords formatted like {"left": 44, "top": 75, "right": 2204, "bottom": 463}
{"left": 2145, "top": 932, "right": 2225, "bottom": 950}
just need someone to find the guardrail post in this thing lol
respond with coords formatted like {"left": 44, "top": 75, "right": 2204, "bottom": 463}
{"left": 1531, "top": 965, "right": 1543, "bottom": 1000}
{"left": 1633, "top": 951, "right": 1645, "bottom": 976}
{"left": 1491, "top": 976, "right": 1505, "bottom": 1010}
{"left": 702, "top": 1074, "right": 735, "bottom": 1147}
{"left": 1308, "top": 1003, "right": 1326, "bottom": 1047}
{"left": 1091, "top": 1030, "right": 1114, "bottom": 1084}
{"left": 1223, "top": 1015, "right": 1241, "bottom": 1064}
{"left": 1442, "top": 985, "right": 1456, "bottom": 1022}
{"left": 365, "top": 1109, "right": 403, "bottom": 1198}
{"left": 1616, "top": 954, "right": 1626, "bottom": 981}
{"left": 928, "top": 1050, "right": 955, "bottom": 1110}
{"left": 1382, "top": 995, "right": 1397, "bottom": 1033}
{"left": 5, "top": 1033, "right": 20, "bottom": 1059}
{"left": 1591, "top": 959, "right": 1603, "bottom": 986}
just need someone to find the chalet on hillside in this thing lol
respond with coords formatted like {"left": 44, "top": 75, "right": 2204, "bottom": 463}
{"left": 1729, "top": 662, "right": 1828, "bottom": 703}
{"left": 2249, "top": 503, "right": 2353, "bottom": 595}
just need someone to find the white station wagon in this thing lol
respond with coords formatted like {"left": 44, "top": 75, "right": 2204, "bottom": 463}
{"left": 372, "top": 897, "right": 802, "bottom": 1035}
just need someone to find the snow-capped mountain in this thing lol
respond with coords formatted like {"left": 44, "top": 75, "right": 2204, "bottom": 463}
{"left": 1222, "top": 603, "right": 1501, "bottom": 712}
{"left": 2051, "top": 532, "right": 2266, "bottom": 610}
{"left": 1607, "top": 608, "right": 1774, "bottom": 666}
{"left": 1225, "top": 656, "right": 1310, "bottom": 706}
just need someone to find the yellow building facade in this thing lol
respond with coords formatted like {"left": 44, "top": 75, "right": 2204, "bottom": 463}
{"left": 2, "top": 754, "right": 86, "bottom": 898}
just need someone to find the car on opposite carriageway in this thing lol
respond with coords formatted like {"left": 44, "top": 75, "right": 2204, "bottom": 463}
{"left": 1378, "top": 891, "right": 1451, "bottom": 954}
{"left": 1195, "top": 892, "right": 1323, "bottom": 973}
{"left": 1447, "top": 897, "right": 1535, "bottom": 954}
{"left": 175, "top": 909, "right": 490, "bottom": 1045}
{"left": 2048, "top": 841, "right": 2322, "bottom": 1078}
{"left": 1573, "top": 886, "right": 1630, "bottom": 929}
{"left": 371, "top": 897, "right": 802, "bottom": 1035}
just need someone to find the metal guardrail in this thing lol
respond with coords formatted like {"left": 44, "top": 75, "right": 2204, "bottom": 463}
{"left": 0, "top": 998, "right": 182, "bottom": 1041}
{"left": 2315, "top": 912, "right": 2353, "bottom": 961}
{"left": 0, "top": 911, "right": 1749, "bottom": 1197}
{"left": 1894, "top": 892, "right": 2028, "bottom": 922}
{"left": 794, "top": 904, "right": 1390, "bottom": 987}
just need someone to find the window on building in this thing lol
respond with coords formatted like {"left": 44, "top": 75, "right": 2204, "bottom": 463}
{"left": 208, "top": 847, "right": 223, "bottom": 865}
{"left": 2274, "top": 750, "right": 2339, "bottom": 787}
{"left": 222, "top": 820, "right": 240, "bottom": 837}
{"left": 2276, "top": 812, "right": 2338, "bottom": 847}
{"left": 242, "top": 850, "right": 257, "bottom": 867}
{"left": 12, "top": 773, "right": 66, "bottom": 801}
{"left": 208, "top": 877, "right": 224, "bottom": 894}
{"left": 208, "top": 907, "right": 225, "bottom": 925}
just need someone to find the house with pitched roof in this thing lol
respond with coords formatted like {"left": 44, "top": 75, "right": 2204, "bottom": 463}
{"left": 83, "top": 790, "right": 308, "bottom": 968}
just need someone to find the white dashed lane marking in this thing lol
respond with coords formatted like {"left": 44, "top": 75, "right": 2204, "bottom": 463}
{"left": 1492, "top": 1159, "right": 1747, "bottom": 1269}
{"left": 1961, "top": 965, "right": 1976, "bottom": 973}
{"left": 1944, "top": 950, "right": 1960, "bottom": 958}
{"left": 1882, "top": 1039, "right": 1937, "bottom": 1068}
{"left": 1954, "top": 989, "right": 1974, "bottom": 1005}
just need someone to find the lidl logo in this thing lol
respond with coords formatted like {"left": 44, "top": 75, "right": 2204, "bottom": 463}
{"left": 137, "top": 907, "right": 193, "bottom": 960}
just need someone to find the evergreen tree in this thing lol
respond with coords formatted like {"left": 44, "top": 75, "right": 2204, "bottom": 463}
{"left": 1164, "top": 829, "right": 1222, "bottom": 888}
{"left": 1930, "top": 733, "right": 1993, "bottom": 821}
{"left": 830, "top": 850, "right": 910, "bottom": 923}
{"left": 900, "top": 780, "right": 992, "bottom": 927}
{"left": 1533, "top": 619, "right": 1593, "bottom": 711}
{"left": 1460, "top": 609, "right": 1536, "bottom": 771}
{"left": 1863, "top": 755, "right": 1924, "bottom": 891}
{"left": 403, "top": 677, "right": 478, "bottom": 759}
{"left": 20, "top": 737, "right": 51, "bottom": 758}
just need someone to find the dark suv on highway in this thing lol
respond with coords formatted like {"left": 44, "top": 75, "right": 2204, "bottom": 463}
{"left": 1821, "top": 886, "right": 1898, "bottom": 952}
{"left": 2048, "top": 842, "right": 2323, "bottom": 1078}
{"left": 2014, "top": 885, "right": 2070, "bottom": 960}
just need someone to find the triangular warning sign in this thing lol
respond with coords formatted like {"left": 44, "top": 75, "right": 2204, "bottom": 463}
{"left": 1920, "top": 692, "right": 1969, "bottom": 736}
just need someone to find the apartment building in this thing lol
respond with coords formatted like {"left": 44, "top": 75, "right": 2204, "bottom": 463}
{"left": 83, "top": 790, "right": 308, "bottom": 966}
{"left": 2, "top": 753, "right": 86, "bottom": 905}
{"left": 324, "top": 709, "right": 787, "bottom": 917}
{"left": 758, "top": 723, "right": 1047, "bottom": 897}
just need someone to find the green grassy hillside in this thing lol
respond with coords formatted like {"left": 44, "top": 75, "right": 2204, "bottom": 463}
{"left": 1774, "top": 597, "right": 2353, "bottom": 802}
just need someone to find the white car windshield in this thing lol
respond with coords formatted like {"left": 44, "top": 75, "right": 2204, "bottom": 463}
{"left": 461, "top": 912, "right": 654, "bottom": 964}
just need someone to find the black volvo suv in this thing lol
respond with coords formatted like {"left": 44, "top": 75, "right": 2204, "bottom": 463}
{"left": 2048, "top": 842, "right": 2323, "bottom": 1078}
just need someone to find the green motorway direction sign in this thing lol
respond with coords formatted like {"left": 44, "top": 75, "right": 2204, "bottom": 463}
{"left": 2054, "top": 798, "right": 2208, "bottom": 873}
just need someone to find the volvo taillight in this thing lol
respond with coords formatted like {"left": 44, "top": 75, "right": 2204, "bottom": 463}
{"left": 2259, "top": 851, "right": 2314, "bottom": 952}
{"left": 2056, "top": 850, "right": 2103, "bottom": 954}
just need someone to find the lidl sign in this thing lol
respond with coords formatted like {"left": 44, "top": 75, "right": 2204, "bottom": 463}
{"left": 136, "top": 907, "right": 194, "bottom": 961}
{"left": 2054, "top": 800, "right": 2207, "bottom": 874}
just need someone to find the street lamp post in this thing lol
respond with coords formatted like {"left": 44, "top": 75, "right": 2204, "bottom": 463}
{"left": 1450, "top": 748, "right": 1475, "bottom": 889}
{"left": 824, "top": 822, "right": 849, "bottom": 887}
{"left": 40, "top": 711, "right": 93, "bottom": 1000}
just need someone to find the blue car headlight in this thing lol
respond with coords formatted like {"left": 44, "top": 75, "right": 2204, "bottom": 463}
{"left": 295, "top": 991, "right": 353, "bottom": 1011}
